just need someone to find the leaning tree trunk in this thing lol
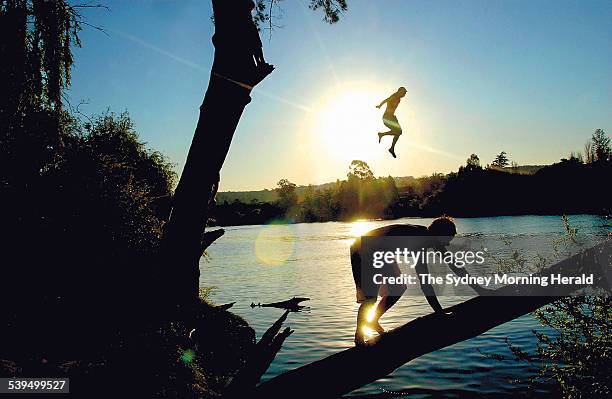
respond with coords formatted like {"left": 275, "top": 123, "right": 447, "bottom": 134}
{"left": 251, "top": 241, "right": 610, "bottom": 399}
{"left": 161, "top": 74, "right": 250, "bottom": 306}
{"left": 160, "top": 0, "right": 266, "bottom": 309}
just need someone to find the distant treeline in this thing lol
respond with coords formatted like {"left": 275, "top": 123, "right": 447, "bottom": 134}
{"left": 216, "top": 176, "right": 420, "bottom": 204}
{"left": 210, "top": 133, "right": 611, "bottom": 226}
{"left": 216, "top": 167, "right": 543, "bottom": 204}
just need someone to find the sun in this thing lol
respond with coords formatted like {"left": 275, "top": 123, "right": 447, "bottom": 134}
{"left": 316, "top": 87, "right": 383, "bottom": 163}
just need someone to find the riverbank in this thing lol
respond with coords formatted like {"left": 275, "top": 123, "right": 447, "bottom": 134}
{"left": 209, "top": 210, "right": 610, "bottom": 228}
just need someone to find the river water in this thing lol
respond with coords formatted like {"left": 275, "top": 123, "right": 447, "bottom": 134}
{"left": 202, "top": 215, "right": 609, "bottom": 397}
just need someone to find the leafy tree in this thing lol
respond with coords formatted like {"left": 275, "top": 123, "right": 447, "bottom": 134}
{"left": 465, "top": 153, "right": 481, "bottom": 170}
{"left": 276, "top": 178, "right": 298, "bottom": 210}
{"left": 1, "top": 0, "right": 87, "bottom": 187}
{"left": 568, "top": 151, "right": 583, "bottom": 164}
{"left": 348, "top": 159, "right": 374, "bottom": 180}
{"left": 591, "top": 129, "right": 610, "bottom": 162}
{"left": 492, "top": 151, "right": 509, "bottom": 168}
{"left": 251, "top": 0, "right": 347, "bottom": 30}
{"left": 0, "top": 0, "right": 85, "bottom": 115}
{"left": 584, "top": 140, "right": 595, "bottom": 163}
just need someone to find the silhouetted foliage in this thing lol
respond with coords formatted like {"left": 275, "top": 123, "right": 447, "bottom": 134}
{"left": 484, "top": 221, "right": 612, "bottom": 398}
{"left": 276, "top": 178, "right": 298, "bottom": 211}
{"left": 0, "top": 2, "right": 255, "bottom": 397}
{"left": 584, "top": 139, "right": 595, "bottom": 164}
{"left": 1, "top": 0, "right": 84, "bottom": 196}
{"left": 250, "top": 0, "right": 347, "bottom": 30}
{"left": 466, "top": 153, "right": 481, "bottom": 169}
{"left": 529, "top": 296, "right": 611, "bottom": 398}
{"left": 591, "top": 128, "right": 610, "bottom": 163}
{"left": 348, "top": 159, "right": 375, "bottom": 180}
{"left": 0, "top": 104, "right": 251, "bottom": 396}
{"left": 492, "top": 151, "right": 509, "bottom": 168}
{"left": 210, "top": 198, "right": 284, "bottom": 226}
{"left": 0, "top": 0, "right": 82, "bottom": 115}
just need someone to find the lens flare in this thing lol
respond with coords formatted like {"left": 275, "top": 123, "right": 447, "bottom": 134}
{"left": 254, "top": 222, "right": 296, "bottom": 266}
{"left": 180, "top": 349, "right": 195, "bottom": 364}
{"left": 361, "top": 325, "right": 376, "bottom": 339}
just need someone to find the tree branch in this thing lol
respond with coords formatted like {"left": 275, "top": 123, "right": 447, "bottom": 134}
{"left": 201, "top": 228, "right": 225, "bottom": 253}
{"left": 226, "top": 310, "right": 294, "bottom": 397}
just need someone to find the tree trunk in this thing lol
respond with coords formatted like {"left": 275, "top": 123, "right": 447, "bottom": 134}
{"left": 160, "top": 0, "right": 268, "bottom": 308}
{"left": 162, "top": 75, "right": 251, "bottom": 305}
{"left": 253, "top": 241, "right": 610, "bottom": 399}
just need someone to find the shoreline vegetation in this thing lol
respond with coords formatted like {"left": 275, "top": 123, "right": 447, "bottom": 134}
{"left": 210, "top": 145, "right": 612, "bottom": 227}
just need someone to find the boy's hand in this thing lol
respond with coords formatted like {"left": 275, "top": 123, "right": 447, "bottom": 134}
{"left": 375, "top": 104, "right": 381, "bottom": 109}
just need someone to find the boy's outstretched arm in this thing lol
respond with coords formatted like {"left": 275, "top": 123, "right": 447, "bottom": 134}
{"left": 376, "top": 97, "right": 389, "bottom": 109}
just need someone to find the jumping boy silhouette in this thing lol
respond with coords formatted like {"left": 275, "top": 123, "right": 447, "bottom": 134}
{"left": 376, "top": 87, "right": 407, "bottom": 158}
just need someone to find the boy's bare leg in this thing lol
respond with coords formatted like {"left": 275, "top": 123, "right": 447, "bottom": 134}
{"left": 371, "top": 264, "right": 406, "bottom": 331}
{"left": 378, "top": 130, "right": 394, "bottom": 143}
{"left": 371, "top": 294, "right": 401, "bottom": 332}
{"left": 388, "top": 133, "right": 400, "bottom": 158}
{"left": 355, "top": 298, "right": 377, "bottom": 345}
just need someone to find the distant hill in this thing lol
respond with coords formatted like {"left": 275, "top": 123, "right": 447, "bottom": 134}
{"left": 216, "top": 189, "right": 277, "bottom": 204}
{"left": 217, "top": 176, "right": 416, "bottom": 203}
{"left": 216, "top": 166, "right": 545, "bottom": 204}
{"left": 486, "top": 164, "right": 545, "bottom": 175}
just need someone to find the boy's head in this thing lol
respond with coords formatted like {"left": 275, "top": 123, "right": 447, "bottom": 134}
{"left": 397, "top": 87, "right": 407, "bottom": 97}
{"left": 428, "top": 216, "right": 457, "bottom": 249}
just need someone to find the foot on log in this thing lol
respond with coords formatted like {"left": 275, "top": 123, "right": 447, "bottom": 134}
{"left": 354, "top": 332, "right": 367, "bottom": 347}
{"left": 368, "top": 320, "right": 385, "bottom": 334}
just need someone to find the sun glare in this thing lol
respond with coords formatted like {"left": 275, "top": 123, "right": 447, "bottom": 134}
{"left": 316, "top": 88, "right": 383, "bottom": 164}
{"left": 350, "top": 220, "right": 373, "bottom": 238}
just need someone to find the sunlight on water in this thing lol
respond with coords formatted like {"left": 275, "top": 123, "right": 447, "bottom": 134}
{"left": 350, "top": 219, "right": 375, "bottom": 238}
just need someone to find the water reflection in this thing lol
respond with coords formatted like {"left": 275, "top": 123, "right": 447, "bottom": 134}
{"left": 350, "top": 219, "right": 376, "bottom": 238}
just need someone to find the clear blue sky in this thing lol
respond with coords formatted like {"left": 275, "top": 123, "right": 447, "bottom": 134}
{"left": 67, "top": 0, "right": 612, "bottom": 191}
